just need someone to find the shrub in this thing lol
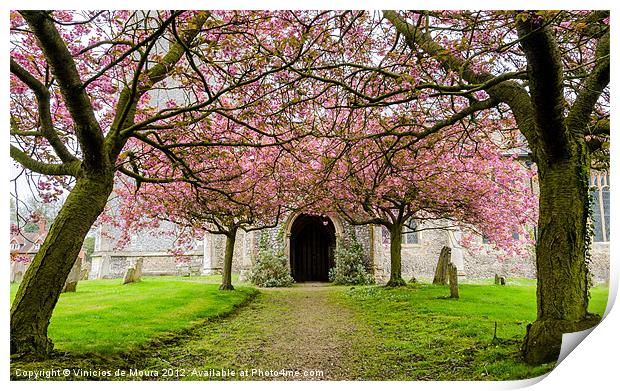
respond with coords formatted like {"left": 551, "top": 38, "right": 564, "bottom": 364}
{"left": 329, "top": 237, "right": 375, "bottom": 285}
{"left": 249, "top": 233, "right": 295, "bottom": 287}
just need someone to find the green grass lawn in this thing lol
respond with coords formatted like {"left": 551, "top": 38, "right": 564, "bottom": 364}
{"left": 10, "top": 276, "right": 610, "bottom": 381}
{"left": 10, "top": 275, "right": 254, "bottom": 355}
{"left": 335, "top": 281, "right": 609, "bottom": 380}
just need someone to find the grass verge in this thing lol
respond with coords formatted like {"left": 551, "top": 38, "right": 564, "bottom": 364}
{"left": 10, "top": 276, "right": 252, "bottom": 355}
{"left": 335, "top": 281, "right": 609, "bottom": 380}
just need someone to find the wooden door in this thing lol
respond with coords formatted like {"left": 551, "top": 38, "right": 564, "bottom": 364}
{"left": 290, "top": 215, "right": 335, "bottom": 282}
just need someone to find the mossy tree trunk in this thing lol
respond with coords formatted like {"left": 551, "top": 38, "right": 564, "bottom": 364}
{"left": 10, "top": 11, "right": 209, "bottom": 361}
{"left": 384, "top": 10, "right": 609, "bottom": 364}
{"left": 516, "top": 17, "right": 607, "bottom": 364}
{"left": 220, "top": 227, "right": 238, "bottom": 291}
{"left": 10, "top": 173, "right": 114, "bottom": 359}
{"left": 522, "top": 156, "right": 601, "bottom": 364}
{"left": 386, "top": 223, "right": 406, "bottom": 287}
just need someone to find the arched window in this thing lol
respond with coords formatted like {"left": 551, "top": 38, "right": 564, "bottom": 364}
{"left": 590, "top": 172, "right": 610, "bottom": 242}
{"left": 380, "top": 220, "right": 420, "bottom": 245}
{"left": 403, "top": 219, "right": 419, "bottom": 245}
{"left": 603, "top": 186, "right": 610, "bottom": 241}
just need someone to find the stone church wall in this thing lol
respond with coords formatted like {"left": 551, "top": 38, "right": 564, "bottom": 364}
{"left": 205, "top": 230, "right": 256, "bottom": 279}
{"left": 590, "top": 243, "right": 610, "bottom": 282}
{"left": 89, "top": 252, "right": 203, "bottom": 279}
{"left": 91, "top": 211, "right": 610, "bottom": 284}
{"left": 461, "top": 251, "right": 536, "bottom": 280}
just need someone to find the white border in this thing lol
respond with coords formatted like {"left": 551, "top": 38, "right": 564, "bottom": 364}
{"left": 3, "top": 2, "right": 618, "bottom": 390}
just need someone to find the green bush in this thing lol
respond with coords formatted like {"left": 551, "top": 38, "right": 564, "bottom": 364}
{"left": 249, "top": 233, "right": 295, "bottom": 287}
{"left": 329, "top": 237, "right": 375, "bottom": 285}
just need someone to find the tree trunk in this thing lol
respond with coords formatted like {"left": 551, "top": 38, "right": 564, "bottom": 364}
{"left": 523, "top": 157, "right": 601, "bottom": 364}
{"left": 433, "top": 246, "right": 451, "bottom": 285}
{"left": 386, "top": 224, "right": 406, "bottom": 287}
{"left": 10, "top": 173, "right": 113, "bottom": 360}
{"left": 220, "top": 228, "right": 237, "bottom": 291}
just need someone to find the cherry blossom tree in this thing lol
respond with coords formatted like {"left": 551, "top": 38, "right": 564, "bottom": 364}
{"left": 10, "top": 9, "right": 608, "bottom": 366}
{"left": 115, "top": 144, "right": 285, "bottom": 291}
{"left": 288, "top": 10, "right": 609, "bottom": 363}
{"left": 9, "top": 10, "right": 334, "bottom": 359}
{"left": 300, "top": 111, "right": 538, "bottom": 286}
{"left": 381, "top": 10, "right": 609, "bottom": 364}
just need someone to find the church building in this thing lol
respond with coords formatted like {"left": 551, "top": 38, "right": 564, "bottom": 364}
{"left": 90, "top": 170, "right": 610, "bottom": 284}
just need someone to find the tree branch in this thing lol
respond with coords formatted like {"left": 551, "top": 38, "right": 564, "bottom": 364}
{"left": 566, "top": 30, "right": 610, "bottom": 133}
{"left": 383, "top": 10, "right": 544, "bottom": 163}
{"left": 117, "top": 165, "right": 178, "bottom": 184}
{"left": 20, "top": 11, "right": 105, "bottom": 171}
{"left": 10, "top": 58, "right": 78, "bottom": 163}
{"left": 10, "top": 145, "right": 80, "bottom": 176}
{"left": 106, "top": 11, "right": 210, "bottom": 159}
{"left": 516, "top": 14, "right": 569, "bottom": 160}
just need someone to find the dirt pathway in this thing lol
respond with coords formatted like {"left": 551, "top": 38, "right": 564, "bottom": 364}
{"left": 145, "top": 284, "right": 373, "bottom": 380}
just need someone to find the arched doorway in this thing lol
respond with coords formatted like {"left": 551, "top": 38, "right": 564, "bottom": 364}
{"left": 290, "top": 214, "right": 336, "bottom": 282}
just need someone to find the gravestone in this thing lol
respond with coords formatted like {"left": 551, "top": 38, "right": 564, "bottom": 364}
{"left": 10, "top": 261, "right": 27, "bottom": 284}
{"left": 448, "top": 262, "right": 459, "bottom": 299}
{"left": 62, "top": 257, "right": 82, "bottom": 293}
{"left": 123, "top": 258, "right": 144, "bottom": 284}
{"left": 495, "top": 274, "right": 506, "bottom": 285}
{"left": 433, "top": 246, "right": 451, "bottom": 285}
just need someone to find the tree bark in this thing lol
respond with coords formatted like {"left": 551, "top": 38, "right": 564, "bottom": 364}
{"left": 522, "top": 156, "right": 601, "bottom": 364}
{"left": 386, "top": 224, "right": 406, "bottom": 287}
{"left": 516, "top": 16, "right": 606, "bottom": 364}
{"left": 10, "top": 10, "right": 211, "bottom": 362}
{"left": 10, "top": 173, "right": 114, "bottom": 360}
{"left": 220, "top": 228, "right": 237, "bottom": 291}
{"left": 384, "top": 11, "right": 609, "bottom": 364}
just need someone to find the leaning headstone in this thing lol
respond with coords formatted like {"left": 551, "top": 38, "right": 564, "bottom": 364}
{"left": 433, "top": 246, "right": 451, "bottom": 285}
{"left": 10, "top": 261, "right": 27, "bottom": 284}
{"left": 62, "top": 257, "right": 82, "bottom": 293}
{"left": 124, "top": 267, "right": 136, "bottom": 284}
{"left": 448, "top": 262, "right": 459, "bottom": 299}
{"left": 123, "top": 258, "right": 144, "bottom": 284}
{"left": 494, "top": 273, "right": 500, "bottom": 285}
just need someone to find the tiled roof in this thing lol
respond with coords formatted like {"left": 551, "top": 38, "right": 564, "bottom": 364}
{"left": 10, "top": 221, "right": 48, "bottom": 254}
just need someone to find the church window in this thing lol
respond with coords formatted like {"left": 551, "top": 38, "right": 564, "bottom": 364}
{"left": 590, "top": 173, "right": 610, "bottom": 242}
